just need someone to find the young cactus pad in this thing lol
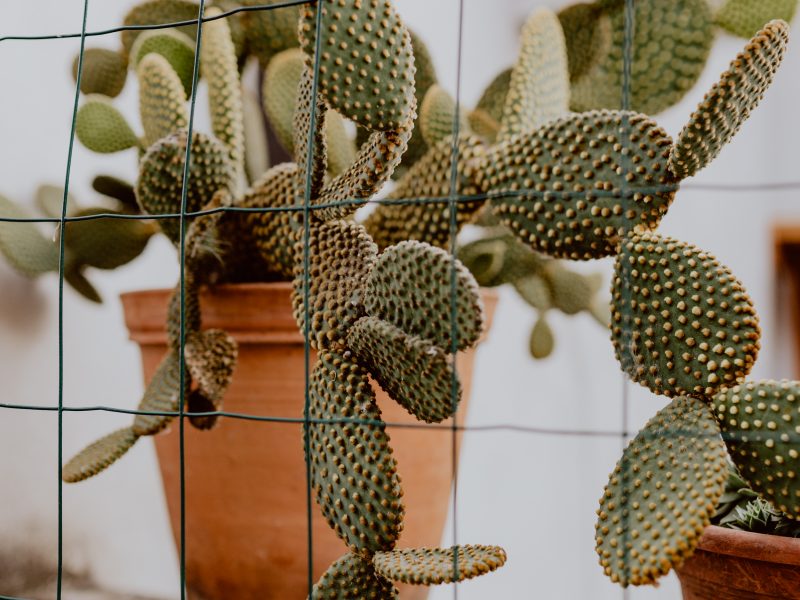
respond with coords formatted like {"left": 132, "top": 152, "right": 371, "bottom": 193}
{"left": 75, "top": 95, "right": 141, "bottom": 154}
{"left": 712, "top": 380, "right": 800, "bottom": 518}
{"left": 311, "top": 553, "right": 398, "bottom": 599}
{"left": 611, "top": 231, "right": 761, "bottom": 398}
{"left": 716, "top": 0, "right": 798, "bottom": 38}
{"left": 372, "top": 545, "right": 507, "bottom": 585}
{"left": 62, "top": 427, "right": 139, "bottom": 483}
{"left": 308, "top": 351, "right": 404, "bottom": 554}
{"left": 595, "top": 396, "right": 729, "bottom": 586}
{"left": 72, "top": 48, "right": 128, "bottom": 98}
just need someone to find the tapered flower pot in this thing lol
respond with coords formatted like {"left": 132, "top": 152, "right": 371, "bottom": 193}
{"left": 121, "top": 282, "right": 497, "bottom": 600}
{"left": 675, "top": 525, "right": 800, "bottom": 599}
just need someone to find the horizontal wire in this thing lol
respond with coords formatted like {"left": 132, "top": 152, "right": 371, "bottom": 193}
{"left": 0, "top": 0, "right": 314, "bottom": 43}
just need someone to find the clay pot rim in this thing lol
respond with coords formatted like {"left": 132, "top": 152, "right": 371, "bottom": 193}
{"left": 696, "top": 525, "right": 800, "bottom": 566}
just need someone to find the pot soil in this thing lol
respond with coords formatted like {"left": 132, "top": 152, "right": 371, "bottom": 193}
{"left": 676, "top": 525, "right": 800, "bottom": 599}
{"left": 121, "top": 282, "right": 497, "bottom": 600}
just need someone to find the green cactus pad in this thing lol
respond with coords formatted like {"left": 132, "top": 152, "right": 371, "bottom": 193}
{"left": 484, "top": 110, "right": 678, "bottom": 260}
{"left": 497, "top": 8, "right": 569, "bottom": 141}
{"left": 716, "top": 0, "right": 797, "bottom": 38}
{"left": 63, "top": 210, "right": 155, "bottom": 270}
{"left": 364, "top": 241, "right": 484, "bottom": 351}
{"left": 611, "top": 232, "right": 761, "bottom": 398}
{"left": 72, "top": 48, "right": 128, "bottom": 98}
{"left": 184, "top": 329, "right": 237, "bottom": 406}
{"left": 200, "top": 8, "right": 245, "bottom": 173}
{"left": 236, "top": 163, "right": 301, "bottom": 279}
{"left": 467, "top": 109, "right": 500, "bottom": 144}
{"left": 458, "top": 233, "right": 545, "bottom": 288}
{"left": 130, "top": 29, "right": 196, "bottom": 97}
{"left": 137, "top": 53, "right": 189, "bottom": 148}
{"left": 239, "top": 0, "right": 300, "bottom": 65}
{"left": 298, "top": 0, "right": 416, "bottom": 131}
{"left": 62, "top": 427, "right": 139, "bottom": 483}
{"left": 544, "top": 264, "right": 594, "bottom": 315}
{"left": 529, "top": 315, "right": 555, "bottom": 359}
{"left": 476, "top": 68, "right": 511, "bottom": 125}
{"left": 557, "top": 3, "right": 612, "bottom": 82}
{"left": 136, "top": 130, "right": 236, "bottom": 243}
{"left": 292, "top": 220, "right": 377, "bottom": 350}
{"left": 76, "top": 95, "right": 141, "bottom": 153}
{"left": 595, "top": 396, "right": 729, "bottom": 586}
{"left": 64, "top": 265, "right": 102, "bottom": 303}
{"left": 0, "top": 195, "right": 59, "bottom": 277}
{"left": 419, "top": 84, "right": 468, "bottom": 148}
{"left": 35, "top": 184, "right": 80, "bottom": 218}
{"left": 713, "top": 380, "right": 800, "bottom": 518}
{"left": 132, "top": 352, "right": 182, "bottom": 436}
{"left": 311, "top": 553, "right": 398, "bottom": 599}
{"left": 669, "top": 20, "right": 790, "bottom": 180}
{"left": 308, "top": 352, "right": 404, "bottom": 554}
{"left": 362, "top": 135, "right": 486, "bottom": 250}
{"left": 293, "top": 67, "right": 329, "bottom": 202}
{"left": 571, "top": 0, "right": 714, "bottom": 115}
{"left": 514, "top": 275, "right": 552, "bottom": 311}
{"left": 262, "top": 48, "right": 305, "bottom": 154}
{"left": 166, "top": 282, "right": 201, "bottom": 352}
{"left": 121, "top": 0, "right": 200, "bottom": 58}
{"left": 91, "top": 175, "right": 138, "bottom": 212}
{"left": 347, "top": 316, "right": 460, "bottom": 423}
{"left": 372, "top": 545, "right": 507, "bottom": 585}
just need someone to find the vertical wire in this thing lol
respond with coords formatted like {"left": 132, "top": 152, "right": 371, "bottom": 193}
{"left": 177, "top": 2, "right": 208, "bottom": 597}
{"left": 447, "top": 0, "right": 467, "bottom": 592}
{"left": 57, "top": 1, "right": 90, "bottom": 598}
{"left": 302, "top": 2, "right": 326, "bottom": 596}
{"left": 621, "top": 0, "right": 634, "bottom": 597}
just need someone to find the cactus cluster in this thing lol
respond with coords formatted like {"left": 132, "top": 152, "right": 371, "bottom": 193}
{"left": 469, "top": 12, "right": 797, "bottom": 586}
{"left": 62, "top": 0, "right": 507, "bottom": 594}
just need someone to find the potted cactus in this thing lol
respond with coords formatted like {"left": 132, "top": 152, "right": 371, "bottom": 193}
{"left": 58, "top": 1, "right": 512, "bottom": 598}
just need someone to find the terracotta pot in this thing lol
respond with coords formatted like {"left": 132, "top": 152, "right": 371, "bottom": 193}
{"left": 121, "top": 282, "right": 497, "bottom": 600}
{"left": 675, "top": 525, "right": 800, "bottom": 599}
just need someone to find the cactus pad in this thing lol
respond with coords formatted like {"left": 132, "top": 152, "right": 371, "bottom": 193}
{"left": 312, "top": 553, "right": 398, "bottom": 599}
{"left": 63, "top": 210, "right": 155, "bottom": 270}
{"left": 72, "top": 48, "right": 128, "bottom": 98}
{"left": 132, "top": 352, "right": 182, "bottom": 436}
{"left": 476, "top": 68, "right": 511, "bottom": 125}
{"left": 484, "top": 110, "right": 678, "bottom": 260}
{"left": 64, "top": 265, "right": 102, "bottom": 303}
{"left": 137, "top": 52, "right": 189, "bottom": 148}
{"left": 262, "top": 48, "right": 305, "bottom": 154}
{"left": 62, "top": 427, "right": 139, "bottom": 483}
{"left": 557, "top": 3, "right": 612, "bottom": 82}
{"left": 712, "top": 380, "right": 800, "bottom": 518}
{"left": 0, "top": 195, "right": 59, "bottom": 277}
{"left": 497, "top": 8, "right": 569, "bottom": 141}
{"left": 76, "top": 95, "right": 140, "bottom": 153}
{"left": 571, "top": 0, "right": 714, "bottom": 115}
{"left": 200, "top": 8, "right": 245, "bottom": 173}
{"left": 544, "top": 264, "right": 593, "bottom": 315}
{"left": 298, "top": 0, "right": 416, "bottom": 131}
{"left": 611, "top": 232, "right": 761, "bottom": 397}
{"left": 293, "top": 67, "right": 329, "bottom": 202}
{"left": 238, "top": 0, "right": 300, "bottom": 65}
{"left": 529, "top": 315, "right": 555, "bottom": 359}
{"left": 595, "top": 396, "right": 728, "bottom": 586}
{"left": 458, "top": 233, "right": 544, "bottom": 288}
{"left": 372, "top": 545, "right": 507, "bottom": 585}
{"left": 308, "top": 352, "right": 404, "bottom": 554}
{"left": 716, "top": 0, "right": 797, "bottom": 38}
{"left": 91, "top": 176, "right": 138, "bottom": 212}
{"left": 419, "top": 85, "right": 468, "bottom": 147}
{"left": 292, "top": 220, "right": 377, "bottom": 350}
{"left": 130, "top": 29, "right": 196, "bottom": 96}
{"left": 184, "top": 329, "right": 237, "bottom": 407}
{"left": 364, "top": 241, "right": 484, "bottom": 351}
{"left": 136, "top": 130, "right": 236, "bottom": 243}
{"left": 363, "top": 135, "right": 486, "bottom": 250}
{"left": 121, "top": 0, "right": 200, "bottom": 58}
{"left": 347, "top": 316, "right": 460, "bottom": 423}
{"left": 669, "top": 20, "right": 790, "bottom": 180}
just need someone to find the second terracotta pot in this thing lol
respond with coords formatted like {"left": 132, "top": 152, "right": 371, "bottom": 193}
{"left": 121, "top": 282, "right": 497, "bottom": 600}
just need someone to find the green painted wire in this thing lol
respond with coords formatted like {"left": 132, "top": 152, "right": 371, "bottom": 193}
{"left": 57, "top": 1, "right": 91, "bottom": 598}
{"left": 301, "top": 2, "right": 326, "bottom": 595}
{"left": 175, "top": 1, "right": 208, "bottom": 597}
{"left": 445, "top": 0, "right": 468, "bottom": 591}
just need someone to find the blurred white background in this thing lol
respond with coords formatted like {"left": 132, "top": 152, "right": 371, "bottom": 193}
{"left": 1, "top": 0, "right": 799, "bottom": 598}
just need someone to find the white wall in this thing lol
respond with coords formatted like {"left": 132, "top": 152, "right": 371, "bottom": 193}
{"left": 1, "top": 1, "right": 799, "bottom": 599}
